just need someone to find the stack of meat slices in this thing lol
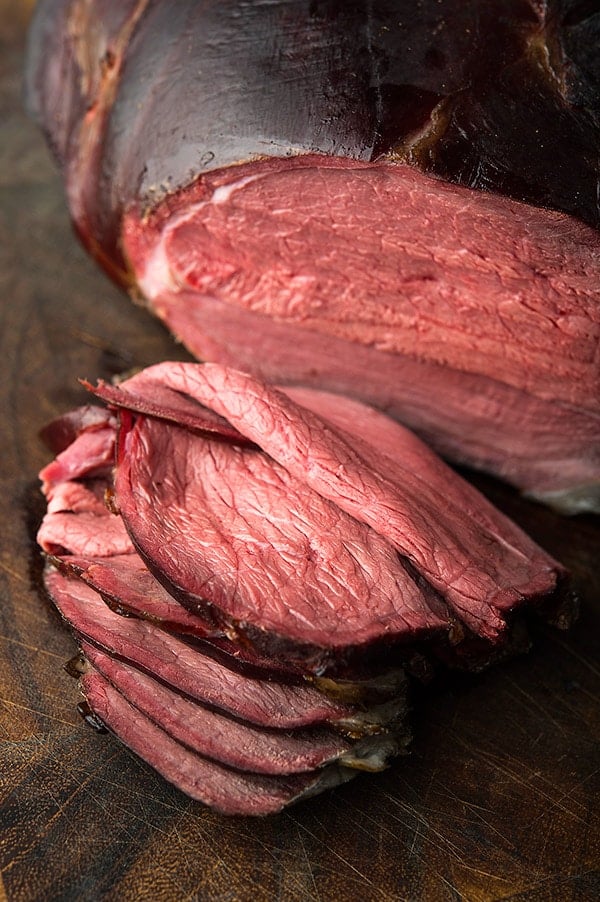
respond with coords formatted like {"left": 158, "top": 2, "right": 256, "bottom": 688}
{"left": 37, "top": 363, "right": 572, "bottom": 815}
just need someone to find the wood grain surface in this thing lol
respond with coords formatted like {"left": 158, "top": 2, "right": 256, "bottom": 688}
{"left": 1, "top": 7, "right": 598, "bottom": 901}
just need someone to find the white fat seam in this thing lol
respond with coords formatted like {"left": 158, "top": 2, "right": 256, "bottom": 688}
{"left": 138, "top": 171, "right": 269, "bottom": 300}
{"left": 138, "top": 236, "right": 179, "bottom": 300}
{"left": 211, "top": 172, "right": 266, "bottom": 205}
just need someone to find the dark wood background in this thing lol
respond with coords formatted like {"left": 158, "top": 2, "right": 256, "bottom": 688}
{"left": 1, "top": 6, "right": 598, "bottom": 900}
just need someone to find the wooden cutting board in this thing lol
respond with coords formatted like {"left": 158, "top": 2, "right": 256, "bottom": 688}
{"left": 0, "top": 9, "right": 598, "bottom": 901}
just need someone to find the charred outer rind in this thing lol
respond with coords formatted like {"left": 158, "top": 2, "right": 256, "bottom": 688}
{"left": 26, "top": 0, "right": 600, "bottom": 275}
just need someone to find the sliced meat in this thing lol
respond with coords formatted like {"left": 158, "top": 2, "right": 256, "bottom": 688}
{"left": 39, "top": 405, "right": 115, "bottom": 454}
{"left": 41, "top": 478, "right": 410, "bottom": 689}
{"left": 53, "top": 552, "right": 305, "bottom": 681}
{"left": 38, "top": 424, "right": 115, "bottom": 490}
{"left": 80, "top": 378, "right": 252, "bottom": 447}
{"left": 44, "top": 479, "right": 108, "bottom": 515}
{"left": 127, "top": 156, "right": 600, "bottom": 413}
{"left": 80, "top": 668, "right": 355, "bottom": 816}
{"left": 37, "top": 480, "right": 133, "bottom": 558}
{"left": 82, "top": 643, "right": 402, "bottom": 775}
{"left": 45, "top": 567, "right": 399, "bottom": 733}
{"left": 105, "top": 362, "right": 563, "bottom": 643}
{"left": 55, "top": 552, "right": 223, "bottom": 636}
{"left": 115, "top": 414, "right": 448, "bottom": 664}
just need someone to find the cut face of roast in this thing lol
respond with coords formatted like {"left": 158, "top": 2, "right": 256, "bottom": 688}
{"left": 126, "top": 157, "right": 600, "bottom": 414}
{"left": 121, "top": 157, "right": 600, "bottom": 511}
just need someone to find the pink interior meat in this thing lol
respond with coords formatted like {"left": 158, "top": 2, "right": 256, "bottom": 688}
{"left": 111, "top": 363, "right": 564, "bottom": 644}
{"left": 122, "top": 156, "right": 600, "bottom": 511}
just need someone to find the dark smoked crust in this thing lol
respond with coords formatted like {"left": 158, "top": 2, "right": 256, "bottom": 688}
{"left": 25, "top": 0, "right": 600, "bottom": 277}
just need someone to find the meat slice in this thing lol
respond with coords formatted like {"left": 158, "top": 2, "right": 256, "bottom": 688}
{"left": 45, "top": 568, "right": 401, "bottom": 734}
{"left": 53, "top": 552, "right": 308, "bottom": 681}
{"left": 82, "top": 643, "right": 402, "bottom": 775}
{"left": 39, "top": 462, "right": 411, "bottom": 689}
{"left": 80, "top": 668, "right": 355, "bottom": 816}
{"left": 115, "top": 414, "right": 448, "bottom": 664}
{"left": 39, "top": 405, "right": 115, "bottom": 454}
{"left": 35, "top": 363, "right": 573, "bottom": 812}
{"left": 37, "top": 480, "right": 133, "bottom": 558}
{"left": 38, "top": 424, "right": 115, "bottom": 490}
{"left": 80, "top": 378, "right": 253, "bottom": 447}
{"left": 55, "top": 552, "right": 224, "bottom": 637}
{"left": 38, "top": 405, "right": 116, "bottom": 489}
{"left": 127, "top": 156, "right": 600, "bottom": 414}
{"left": 103, "top": 362, "right": 563, "bottom": 644}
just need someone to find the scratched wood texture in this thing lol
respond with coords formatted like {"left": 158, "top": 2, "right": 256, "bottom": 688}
{"left": 1, "top": 7, "right": 599, "bottom": 902}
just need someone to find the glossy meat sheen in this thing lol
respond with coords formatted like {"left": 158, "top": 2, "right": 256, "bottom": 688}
{"left": 80, "top": 668, "right": 351, "bottom": 816}
{"left": 82, "top": 643, "right": 397, "bottom": 776}
{"left": 122, "top": 156, "right": 600, "bottom": 510}
{"left": 45, "top": 569, "right": 356, "bottom": 730}
{"left": 114, "top": 363, "right": 563, "bottom": 640}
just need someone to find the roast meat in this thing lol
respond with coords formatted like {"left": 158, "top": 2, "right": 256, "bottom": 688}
{"left": 25, "top": 0, "right": 600, "bottom": 511}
